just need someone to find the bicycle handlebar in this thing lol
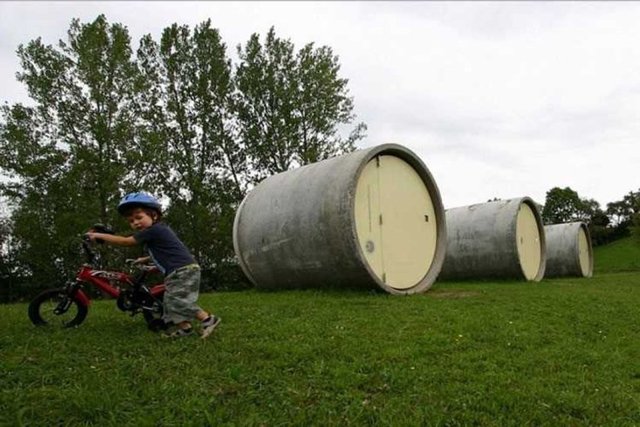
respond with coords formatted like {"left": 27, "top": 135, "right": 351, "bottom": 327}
{"left": 82, "top": 233, "right": 157, "bottom": 272}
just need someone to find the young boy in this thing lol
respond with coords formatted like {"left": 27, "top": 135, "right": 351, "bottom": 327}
{"left": 86, "top": 191, "right": 221, "bottom": 339}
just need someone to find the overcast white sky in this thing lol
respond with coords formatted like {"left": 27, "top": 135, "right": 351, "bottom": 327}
{"left": 1, "top": 1, "right": 639, "bottom": 209}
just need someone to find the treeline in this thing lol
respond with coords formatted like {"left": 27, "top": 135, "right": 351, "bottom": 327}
{"left": 0, "top": 15, "right": 366, "bottom": 301}
{"left": 541, "top": 186, "right": 640, "bottom": 246}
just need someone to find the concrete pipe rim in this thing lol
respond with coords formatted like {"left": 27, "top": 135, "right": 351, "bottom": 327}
{"left": 232, "top": 193, "right": 259, "bottom": 288}
{"left": 513, "top": 197, "right": 546, "bottom": 282}
{"left": 348, "top": 143, "right": 447, "bottom": 295}
{"left": 575, "top": 222, "right": 594, "bottom": 278}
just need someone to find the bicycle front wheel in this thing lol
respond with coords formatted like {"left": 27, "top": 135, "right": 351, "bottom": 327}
{"left": 28, "top": 288, "right": 88, "bottom": 328}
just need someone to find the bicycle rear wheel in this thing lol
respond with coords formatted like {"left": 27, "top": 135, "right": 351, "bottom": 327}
{"left": 28, "top": 288, "right": 88, "bottom": 328}
{"left": 142, "top": 293, "right": 167, "bottom": 331}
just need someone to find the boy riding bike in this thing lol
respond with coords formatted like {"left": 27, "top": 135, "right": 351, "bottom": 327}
{"left": 86, "top": 192, "right": 221, "bottom": 339}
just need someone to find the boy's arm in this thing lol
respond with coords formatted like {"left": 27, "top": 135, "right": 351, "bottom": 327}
{"left": 87, "top": 232, "right": 137, "bottom": 247}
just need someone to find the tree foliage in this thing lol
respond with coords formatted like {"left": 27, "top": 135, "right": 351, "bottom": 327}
{"left": 136, "top": 20, "right": 243, "bottom": 273}
{"left": 0, "top": 16, "right": 366, "bottom": 300}
{"left": 541, "top": 187, "right": 601, "bottom": 225}
{"left": 235, "top": 27, "right": 366, "bottom": 183}
{"left": 606, "top": 190, "right": 640, "bottom": 227}
{"left": 607, "top": 190, "right": 640, "bottom": 243}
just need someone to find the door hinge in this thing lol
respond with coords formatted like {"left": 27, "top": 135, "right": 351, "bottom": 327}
{"left": 376, "top": 156, "right": 380, "bottom": 167}
{"left": 379, "top": 214, "right": 383, "bottom": 225}
{"left": 424, "top": 214, "right": 429, "bottom": 222}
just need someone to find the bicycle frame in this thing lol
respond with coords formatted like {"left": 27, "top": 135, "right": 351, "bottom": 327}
{"left": 72, "top": 264, "right": 166, "bottom": 307}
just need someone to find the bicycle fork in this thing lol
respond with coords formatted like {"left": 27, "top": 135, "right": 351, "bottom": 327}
{"left": 58, "top": 281, "right": 91, "bottom": 313}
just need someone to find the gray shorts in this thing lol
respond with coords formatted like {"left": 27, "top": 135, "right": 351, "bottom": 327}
{"left": 163, "top": 264, "right": 202, "bottom": 324}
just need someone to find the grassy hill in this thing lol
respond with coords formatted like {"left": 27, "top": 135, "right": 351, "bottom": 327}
{"left": 594, "top": 236, "right": 640, "bottom": 273}
{"left": 3, "top": 273, "right": 640, "bottom": 425}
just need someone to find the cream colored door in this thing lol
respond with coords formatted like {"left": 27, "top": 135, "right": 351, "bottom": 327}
{"left": 354, "top": 158, "right": 384, "bottom": 282}
{"left": 378, "top": 155, "right": 437, "bottom": 289}
{"left": 516, "top": 203, "right": 542, "bottom": 280}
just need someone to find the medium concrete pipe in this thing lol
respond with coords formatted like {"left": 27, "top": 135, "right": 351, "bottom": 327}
{"left": 544, "top": 222, "right": 593, "bottom": 278}
{"left": 233, "top": 143, "right": 447, "bottom": 295}
{"left": 439, "top": 197, "right": 546, "bottom": 281}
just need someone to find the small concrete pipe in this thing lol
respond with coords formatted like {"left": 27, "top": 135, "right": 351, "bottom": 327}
{"left": 233, "top": 143, "right": 447, "bottom": 295}
{"left": 544, "top": 222, "right": 593, "bottom": 278}
{"left": 439, "top": 197, "right": 546, "bottom": 281}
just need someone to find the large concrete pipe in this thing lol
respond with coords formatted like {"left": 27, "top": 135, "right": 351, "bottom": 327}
{"left": 233, "top": 143, "right": 447, "bottom": 295}
{"left": 439, "top": 197, "right": 546, "bottom": 281}
{"left": 544, "top": 222, "right": 593, "bottom": 278}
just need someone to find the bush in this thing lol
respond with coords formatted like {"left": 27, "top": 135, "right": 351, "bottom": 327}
{"left": 201, "top": 261, "right": 253, "bottom": 292}
{"left": 590, "top": 222, "right": 631, "bottom": 246}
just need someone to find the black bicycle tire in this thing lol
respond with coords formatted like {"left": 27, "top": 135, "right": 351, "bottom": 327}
{"left": 28, "top": 288, "right": 88, "bottom": 328}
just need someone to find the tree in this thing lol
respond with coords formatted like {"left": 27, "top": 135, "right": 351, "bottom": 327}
{"left": 295, "top": 42, "right": 366, "bottom": 165}
{"left": 606, "top": 189, "right": 640, "bottom": 243}
{"left": 606, "top": 200, "right": 631, "bottom": 227}
{"left": 235, "top": 27, "right": 366, "bottom": 183}
{"left": 0, "top": 213, "right": 21, "bottom": 302}
{"left": 136, "top": 20, "right": 245, "bottom": 285}
{"left": 607, "top": 190, "right": 640, "bottom": 226}
{"left": 0, "top": 15, "right": 143, "bottom": 288}
{"left": 541, "top": 187, "right": 601, "bottom": 225}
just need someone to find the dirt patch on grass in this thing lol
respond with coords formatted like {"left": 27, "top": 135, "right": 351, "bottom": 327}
{"left": 426, "top": 290, "right": 481, "bottom": 299}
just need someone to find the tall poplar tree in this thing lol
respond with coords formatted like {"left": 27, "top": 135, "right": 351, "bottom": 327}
{"left": 0, "top": 15, "right": 142, "bottom": 285}
{"left": 136, "top": 20, "right": 243, "bottom": 280}
{"left": 235, "top": 27, "right": 366, "bottom": 183}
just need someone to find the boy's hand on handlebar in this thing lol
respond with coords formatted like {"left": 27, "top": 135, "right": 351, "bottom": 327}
{"left": 126, "top": 258, "right": 158, "bottom": 273}
{"left": 85, "top": 232, "right": 107, "bottom": 245}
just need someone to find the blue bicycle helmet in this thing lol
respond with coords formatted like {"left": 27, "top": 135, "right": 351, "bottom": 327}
{"left": 117, "top": 192, "right": 162, "bottom": 216}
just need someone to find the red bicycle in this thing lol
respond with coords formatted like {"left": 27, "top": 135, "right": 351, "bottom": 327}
{"left": 28, "top": 225, "right": 167, "bottom": 331}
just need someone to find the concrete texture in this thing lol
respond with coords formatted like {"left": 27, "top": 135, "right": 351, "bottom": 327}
{"left": 544, "top": 222, "right": 593, "bottom": 278}
{"left": 439, "top": 197, "right": 546, "bottom": 282}
{"left": 232, "top": 143, "right": 447, "bottom": 295}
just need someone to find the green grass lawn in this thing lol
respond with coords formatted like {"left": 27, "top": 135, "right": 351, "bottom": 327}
{"left": 594, "top": 237, "right": 640, "bottom": 273}
{"left": 2, "top": 272, "right": 640, "bottom": 426}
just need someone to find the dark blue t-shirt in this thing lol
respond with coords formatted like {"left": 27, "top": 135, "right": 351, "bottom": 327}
{"left": 133, "top": 223, "right": 196, "bottom": 276}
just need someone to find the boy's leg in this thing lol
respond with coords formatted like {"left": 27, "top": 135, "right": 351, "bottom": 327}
{"left": 161, "top": 267, "right": 202, "bottom": 338}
